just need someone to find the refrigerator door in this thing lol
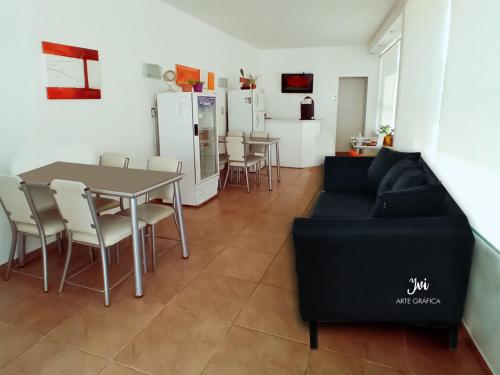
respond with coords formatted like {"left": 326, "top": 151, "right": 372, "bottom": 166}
{"left": 253, "top": 111, "right": 265, "bottom": 132}
{"left": 193, "top": 94, "right": 218, "bottom": 184}
{"left": 228, "top": 90, "right": 253, "bottom": 134}
{"left": 252, "top": 89, "right": 265, "bottom": 112}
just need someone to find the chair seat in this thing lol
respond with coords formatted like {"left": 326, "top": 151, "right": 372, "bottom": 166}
{"left": 118, "top": 203, "right": 175, "bottom": 225}
{"left": 229, "top": 155, "right": 265, "bottom": 168}
{"left": 16, "top": 207, "right": 65, "bottom": 236}
{"left": 72, "top": 214, "right": 145, "bottom": 247}
{"left": 94, "top": 196, "right": 120, "bottom": 213}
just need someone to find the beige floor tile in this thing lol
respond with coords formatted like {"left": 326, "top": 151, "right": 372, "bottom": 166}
{"left": 170, "top": 272, "right": 256, "bottom": 322}
{"left": 279, "top": 235, "right": 295, "bottom": 256}
{"left": 306, "top": 349, "right": 409, "bottom": 375}
{"left": 262, "top": 254, "right": 297, "bottom": 292}
{"left": 48, "top": 298, "right": 163, "bottom": 359}
{"left": 231, "top": 228, "right": 288, "bottom": 254}
{"left": 0, "top": 321, "right": 40, "bottom": 368}
{"left": 115, "top": 308, "right": 230, "bottom": 375}
{"left": 235, "top": 284, "right": 309, "bottom": 344}
{"left": 161, "top": 240, "right": 226, "bottom": 272}
{"left": 206, "top": 247, "right": 274, "bottom": 282}
{"left": 246, "top": 213, "right": 294, "bottom": 234}
{"left": 98, "top": 362, "right": 149, "bottom": 375}
{"left": 0, "top": 338, "right": 106, "bottom": 375}
{"left": 202, "top": 326, "right": 309, "bottom": 375}
{"left": 318, "top": 324, "right": 409, "bottom": 370}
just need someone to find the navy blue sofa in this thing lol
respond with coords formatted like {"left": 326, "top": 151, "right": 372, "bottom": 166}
{"left": 293, "top": 150, "right": 474, "bottom": 350}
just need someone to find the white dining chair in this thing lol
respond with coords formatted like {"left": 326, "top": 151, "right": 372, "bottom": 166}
{"left": 250, "top": 131, "right": 269, "bottom": 173}
{"left": 227, "top": 129, "right": 245, "bottom": 137}
{"left": 118, "top": 156, "right": 182, "bottom": 271}
{"left": 94, "top": 153, "right": 129, "bottom": 214}
{"left": 0, "top": 175, "right": 65, "bottom": 292}
{"left": 223, "top": 136, "right": 265, "bottom": 192}
{"left": 52, "top": 179, "right": 145, "bottom": 306}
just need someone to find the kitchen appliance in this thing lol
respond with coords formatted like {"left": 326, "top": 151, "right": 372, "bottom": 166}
{"left": 228, "top": 89, "right": 265, "bottom": 133}
{"left": 156, "top": 92, "right": 219, "bottom": 206}
{"left": 300, "top": 96, "right": 315, "bottom": 120}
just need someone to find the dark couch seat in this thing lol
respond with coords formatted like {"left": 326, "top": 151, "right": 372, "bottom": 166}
{"left": 311, "top": 191, "right": 374, "bottom": 218}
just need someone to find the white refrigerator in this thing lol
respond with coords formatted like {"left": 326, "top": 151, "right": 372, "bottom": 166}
{"left": 156, "top": 92, "right": 219, "bottom": 206}
{"left": 228, "top": 89, "right": 265, "bottom": 133}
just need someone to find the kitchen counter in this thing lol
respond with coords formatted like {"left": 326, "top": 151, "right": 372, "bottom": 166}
{"left": 265, "top": 119, "right": 323, "bottom": 168}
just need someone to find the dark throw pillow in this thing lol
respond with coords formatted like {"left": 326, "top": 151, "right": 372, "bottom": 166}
{"left": 370, "top": 184, "right": 446, "bottom": 218}
{"left": 392, "top": 168, "right": 427, "bottom": 190}
{"left": 365, "top": 148, "right": 420, "bottom": 195}
{"left": 377, "top": 158, "right": 422, "bottom": 194}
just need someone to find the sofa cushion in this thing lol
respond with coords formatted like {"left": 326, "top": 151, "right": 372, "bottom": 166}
{"left": 312, "top": 191, "right": 375, "bottom": 218}
{"left": 365, "top": 148, "right": 420, "bottom": 195}
{"left": 371, "top": 184, "right": 446, "bottom": 217}
{"left": 392, "top": 168, "right": 427, "bottom": 190}
{"left": 377, "top": 158, "right": 422, "bottom": 193}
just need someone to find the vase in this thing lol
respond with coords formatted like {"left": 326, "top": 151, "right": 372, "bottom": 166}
{"left": 180, "top": 84, "right": 192, "bottom": 92}
{"left": 193, "top": 82, "right": 204, "bottom": 92}
{"left": 383, "top": 134, "right": 393, "bottom": 147}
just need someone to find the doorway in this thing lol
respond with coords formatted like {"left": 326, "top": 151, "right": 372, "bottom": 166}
{"left": 336, "top": 77, "right": 368, "bottom": 154}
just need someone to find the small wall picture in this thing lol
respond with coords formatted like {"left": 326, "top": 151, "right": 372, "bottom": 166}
{"left": 42, "top": 41, "right": 101, "bottom": 99}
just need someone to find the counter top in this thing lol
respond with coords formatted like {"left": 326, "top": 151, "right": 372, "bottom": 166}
{"left": 265, "top": 118, "right": 321, "bottom": 123}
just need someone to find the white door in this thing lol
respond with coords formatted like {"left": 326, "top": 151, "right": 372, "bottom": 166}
{"left": 253, "top": 111, "right": 265, "bottom": 132}
{"left": 252, "top": 89, "right": 265, "bottom": 112}
{"left": 336, "top": 77, "right": 367, "bottom": 153}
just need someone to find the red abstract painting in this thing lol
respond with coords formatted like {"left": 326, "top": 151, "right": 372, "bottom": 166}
{"left": 42, "top": 41, "right": 101, "bottom": 99}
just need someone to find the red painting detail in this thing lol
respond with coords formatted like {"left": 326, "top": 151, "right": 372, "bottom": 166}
{"left": 42, "top": 41, "right": 99, "bottom": 60}
{"left": 286, "top": 75, "right": 311, "bottom": 88}
{"left": 46, "top": 87, "right": 101, "bottom": 100}
{"left": 175, "top": 64, "right": 200, "bottom": 85}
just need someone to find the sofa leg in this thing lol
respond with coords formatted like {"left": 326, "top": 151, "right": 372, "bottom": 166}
{"left": 448, "top": 324, "right": 458, "bottom": 350}
{"left": 309, "top": 321, "right": 318, "bottom": 350}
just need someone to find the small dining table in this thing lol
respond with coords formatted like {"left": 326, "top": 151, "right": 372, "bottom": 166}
{"left": 19, "top": 161, "right": 189, "bottom": 298}
{"left": 219, "top": 136, "right": 281, "bottom": 190}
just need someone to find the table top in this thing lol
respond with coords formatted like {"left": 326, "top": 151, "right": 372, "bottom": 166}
{"left": 19, "top": 162, "right": 183, "bottom": 198}
{"left": 219, "top": 136, "right": 280, "bottom": 145}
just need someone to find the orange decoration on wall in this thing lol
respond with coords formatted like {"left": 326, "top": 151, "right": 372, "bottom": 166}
{"left": 207, "top": 72, "right": 215, "bottom": 90}
{"left": 175, "top": 64, "right": 200, "bottom": 85}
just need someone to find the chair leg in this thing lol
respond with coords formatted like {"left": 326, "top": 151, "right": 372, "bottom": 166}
{"left": 17, "top": 232, "right": 25, "bottom": 267}
{"left": 58, "top": 233, "right": 73, "bottom": 293}
{"left": 107, "top": 247, "right": 112, "bottom": 266}
{"left": 244, "top": 167, "right": 250, "bottom": 193}
{"left": 449, "top": 324, "right": 458, "bottom": 350}
{"left": 151, "top": 224, "right": 157, "bottom": 272}
{"left": 99, "top": 244, "right": 111, "bottom": 306}
{"left": 56, "top": 232, "right": 63, "bottom": 256}
{"left": 40, "top": 235, "right": 49, "bottom": 293}
{"left": 115, "top": 243, "right": 120, "bottom": 265}
{"left": 223, "top": 165, "right": 231, "bottom": 189}
{"left": 4, "top": 226, "right": 17, "bottom": 281}
{"left": 309, "top": 321, "right": 318, "bottom": 349}
{"left": 141, "top": 229, "right": 147, "bottom": 274}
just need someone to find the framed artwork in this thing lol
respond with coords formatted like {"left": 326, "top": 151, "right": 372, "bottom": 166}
{"left": 175, "top": 64, "right": 200, "bottom": 85}
{"left": 207, "top": 72, "right": 215, "bottom": 90}
{"left": 42, "top": 41, "right": 101, "bottom": 99}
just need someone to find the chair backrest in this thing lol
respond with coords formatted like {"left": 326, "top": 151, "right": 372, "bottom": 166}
{"left": 0, "top": 175, "right": 35, "bottom": 225}
{"left": 51, "top": 179, "right": 96, "bottom": 235}
{"left": 147, "top": 156, "right": 181, "bottom": 203}
{"left": 227, "top": 129, "right": 244, "bottom": 137}
{"left": 99, "top": 153, "right": 129, "bottom": 168}
{"left": 250, "top": 131, "right": 269, "bottom": 155}
{"left": 225, "top": 136, "right": 245, "bottom": 162}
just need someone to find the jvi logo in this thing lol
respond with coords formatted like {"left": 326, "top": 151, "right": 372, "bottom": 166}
{"left": 406, "top": 278, "right": 430, "bottom": 295}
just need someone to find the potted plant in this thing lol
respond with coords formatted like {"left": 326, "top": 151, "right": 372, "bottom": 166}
{"left": 180, "top": 83, "right": 192, "bottom": 92}
{"left": 240, "top": 69, "right": 260, "bottom": 90}
{"left": 188, "top": 79, "right": 204, "bottom": 93}
{"left": 377, "top": 124, "right": 394, "bottom": 147}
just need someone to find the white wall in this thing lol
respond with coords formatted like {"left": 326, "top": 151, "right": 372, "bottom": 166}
{"left": 259, "top": 47, "right": 380, "bottom": 154}
{"left": 395, "top": 0, "right": 500, "bottom": 373}
{"left": 0, "top": 0, "right": 259, "bottom": 263}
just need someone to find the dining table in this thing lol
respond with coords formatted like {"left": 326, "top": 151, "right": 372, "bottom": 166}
{"left": 219, "top": 135, "right": 281, "bottom": 191}
{"left": 19, "top": 161, "right": 189, "bottom": 298}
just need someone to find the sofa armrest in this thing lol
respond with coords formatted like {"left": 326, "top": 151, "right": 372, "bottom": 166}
{"left": 324, "top": 156, "right": 374, "bottom": 193}
{"left": 292, "top": 216, "right": 474, "bottom": 323}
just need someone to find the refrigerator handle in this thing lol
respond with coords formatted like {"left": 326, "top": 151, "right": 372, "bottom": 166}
{"left": 194, "top": 124, "right": 199, "bottom": 136}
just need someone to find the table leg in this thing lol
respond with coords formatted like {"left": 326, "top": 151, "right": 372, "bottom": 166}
{"left": 276, "top": 141, "right": 281, "bottom": 182}
{"left": 173, "top": 180, "right": 189, "bottom": 258}
{"left": 129, "top": 197, "right": 143, "bottom": 297}
{"left": 267, "top": 145, "right": 273, "bottom": 191}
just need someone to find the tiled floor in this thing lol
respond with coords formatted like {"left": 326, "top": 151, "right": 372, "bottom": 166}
{"left": 0, "top": 167, "right": 491, "bottom": 375}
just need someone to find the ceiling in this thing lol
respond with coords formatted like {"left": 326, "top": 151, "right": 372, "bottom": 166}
{"left": 162, "top": 0, "right": 401, "bottom": 49}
